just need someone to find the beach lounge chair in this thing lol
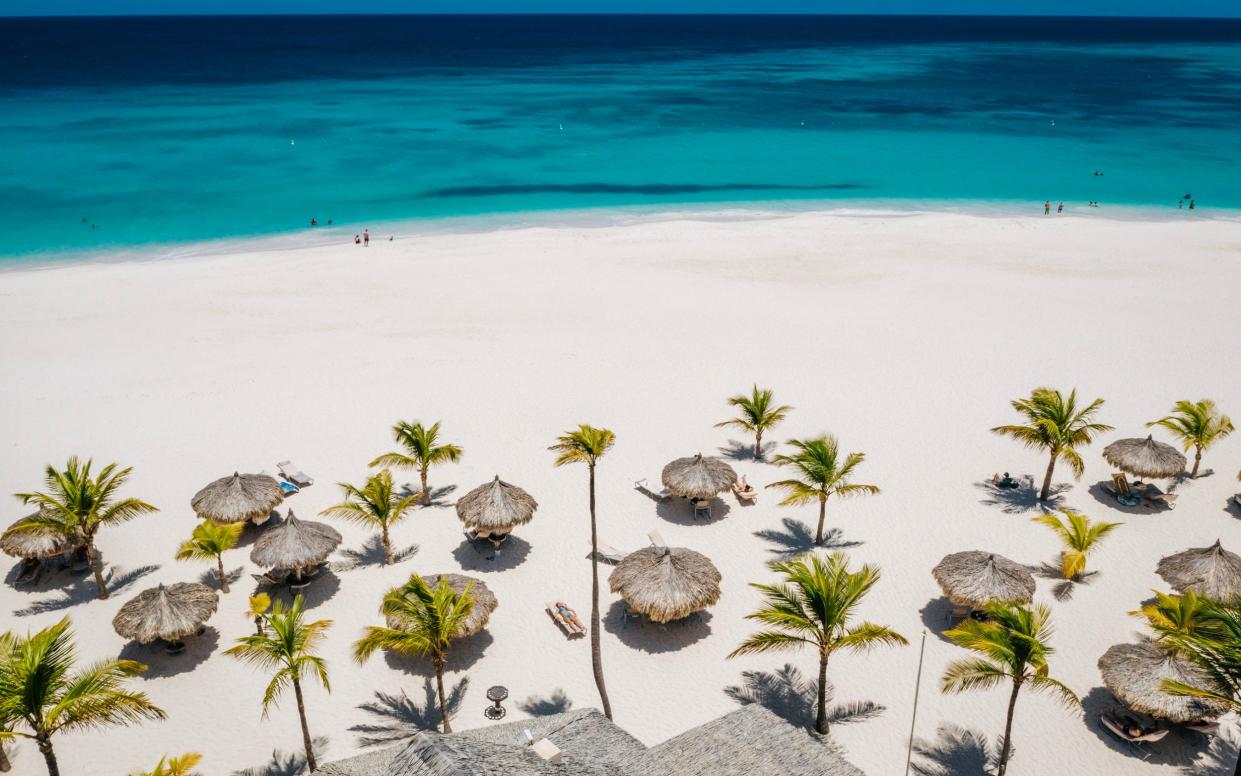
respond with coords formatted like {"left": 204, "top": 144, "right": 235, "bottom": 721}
{"left": 15, "top": 557, "right": 42, "bottom": 585}
{"left": 278, "top": 480, "right": 300, "bottom": 496}
{"left": 589, "top": 541, "right": 627, "bottom": 565}
{"left": 1100, "top": 712, "right": 1168, "bottom": 758}
{"left": 1137, "top": 482, "right": 1177, "bottom": 509}
{"left": 251, "top": 568, "right": 291, "bottom": 587}
{"left": 546, "top": 601, "right": 587, "bottom": 637}
{"left": 1184, "top": 720, "right": 1218, "bottom": 735}
{"left": 693, "top": 499, "right": 711, "bottom": 520}
{"left": 1105, "top": 473, "right": 1141, "bottom": 507}
{"left": 648, "top": 529, "right": 667, "bottom": 548}
{"left": 634, "top": 478, "right": 672, "bottom": 501}
{"left": 733, "top": 475, "right": 758, "bottom": 503}
{"left": 278, "top": 461, "right": 313, "bottom": 488}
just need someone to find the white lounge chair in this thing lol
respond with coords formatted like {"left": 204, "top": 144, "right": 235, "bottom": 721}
{"left": 648, "top": 529, "right": 667, "bottom": 548}
{"left": 1101, "top": 712, "right": 1168, "bottom": 759}
{"left": 693, "top": 499, "right": 711, "bottom": 520}
{"left": 634, "top": 478, "right": 671, "bottom": 501}
{"left": 278, "top": 461, "right": 313, "bottom": 488}
{"left": 589, "top": 541, "right": 626, "bottom": 564}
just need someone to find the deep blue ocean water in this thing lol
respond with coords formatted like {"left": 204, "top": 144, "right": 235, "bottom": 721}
{"left": 2, "top": 14, "right": 1241, "bottom": 259}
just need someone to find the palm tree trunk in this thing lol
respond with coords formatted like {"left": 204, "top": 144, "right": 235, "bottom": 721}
{"left": 254, "top": 616, "right": 264, "bottom": 636}
{"left": 292, "top": 677, "right": 317, "bottom": 772}
{"left": 754, "top": 430, "right": 763, "bottom": 460}
{"left": 1233, "top": 749, "right": 1241, "bottom": 776}
{"left": 420, "top": 467, "right": 430, "bottom": 506}
{"left": 588, "top": 462, "right": 613, "bottom": 720}
{"left": 1039, "top": 452, "right": 1057, "bottom": 502}
{"left": 0, "top": 740, "right": 11, "bottom": 773}
{"left": 435, "top": 657, "right": 452, "bottom": 733}
{"left": 87, "top": 537, "right": 108, "bottom": 600}
{"left": 36, "top": 735, "right": 58, "bottom": 776}
{"left": 1192, "top": 446, "right": 1202, "bottom": 478}
{"left": 217, "top": 555, "right": 230, "bottom": 593}
{"left": 996, "top": 679, "right": 1022, "bottom": 776}
{"left": 382, "top": 525, "right": 393, "bottom": 565}
{"left": 815, "top": 494, "right": 827, "bottom": 545}
{"left": 815, "top": 651, "right": 830, "bottom": 735}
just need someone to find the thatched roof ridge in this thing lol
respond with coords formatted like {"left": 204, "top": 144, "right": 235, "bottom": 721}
{"left": 608, "top": 546, "right": 721, "bottom": 623}
{"left": 1098, "top": 641, "right": 1230, "bottom": 722}
{"left": 385, "top": 573, "right": 498, "bottom": 637}
{"left": 250, "top": 510, "right": 341, "bottom": 571}
{"left": 661, "top": 454, "right": 738, "bottom": 499}
{"left": 932, "top": 551, "right": 1035, "bottom": 608}
{"left": 191, "top": 471, "right": 284, "bottom": 524}
{"left": 1103, "top": 435, "right": 1187, "bottom": 479}
{"left": 1, "top": 512, "right": 76, "bottom": 559}
{"left": 112, "top": 582, "right": 219, "bottom": 643}
{"left": 1156, "top": 540, "right": 1241, "bottom": 601}
{"left": 455, "top": 476, "right": 538, "bottom": 532}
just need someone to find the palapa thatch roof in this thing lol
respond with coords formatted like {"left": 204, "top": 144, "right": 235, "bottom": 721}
{"left": 1156, "top": 540, "right": 1241, "bottom": 601}
{"left": 112, "top": 582, "right": 219, "bottom": 644}
{"left": 386, "top": 573, "right": 498, "bottom": 637}
{"left": 1, "top": 511, "right": 76, "bottom": 559}
{"left": 932, "top": 551, "right": 1035, "bottom": 608}
{"left": 455, "top": 476, "right": 538, "bottom": 532}
{"left": 661, "top": 454, "right": 737, "bottom": 499}
{"left": 191, "top": 471, "right": 284, "bottom": 524}
{"left": 609, "top": 546, "right": 721, "bottom": 623}
{"left": 250, "top": 510, "right": 341, "bottom": 571}
{"left": 1099, "top": 641, "right": 1230, "bottom": 722}
{"left": 1103, "top": 435, "right": 1187, "bottom": 479}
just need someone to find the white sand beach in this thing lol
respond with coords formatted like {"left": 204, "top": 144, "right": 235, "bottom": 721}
{"left": 2, "top": 207, "right": 1241, "bottom": 776}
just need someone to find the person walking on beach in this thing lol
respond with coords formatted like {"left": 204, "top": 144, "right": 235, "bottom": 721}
{"left": 1057, "top": 201, "right": 1064, "bottom": 214}
{"left": 1044, "top": 200, "right": 1050, "bottom": 215}
{"left": 1189, "top": 200, "right": 1196, "bottom": 210}
{"left": 363, "top": 229, "right": 369, "bottom": 247}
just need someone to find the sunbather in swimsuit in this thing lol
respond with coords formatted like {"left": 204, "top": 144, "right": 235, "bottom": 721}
{"left": 555, "top": 602, "right": 578, "bottom": 623}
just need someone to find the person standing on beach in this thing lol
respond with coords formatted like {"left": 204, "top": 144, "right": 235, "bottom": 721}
{"left": 1044, "top": 200, "right": 1050, "bottom": 215}
{"left": 1057, "top": 201, "right": 1064, "bottom": 213}
{"left": 363, "top": 229, "right": 369, "bottom": 247}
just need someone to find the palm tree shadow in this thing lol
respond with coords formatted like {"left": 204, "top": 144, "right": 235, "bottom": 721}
{"left": 518, "top": 688, "right": 573, "bottom": 716}
{"left": 717, "top": 439, "right": 777, "bottom": 462}
{"left": 1080, "top": 686, "right": 1229, "bottom": 770}
{"left": 119, "top": 627, "right": 220, "bottom": 679}
{"left": 230, "top": 736, "right": 329, "bottom": 776}
{"left": 450, "top": 535, "right": 531, "bottom": 571}
{"left": 753, "top": 518, "right": 862, "bottom": 557}
{"left": 910, "top": 723, "right": 999, "bottom": 776}
{"left": 403, "top": 484, "right": 456, "bottom": 508}
{"left": 603, "top": 600, "right": 712, "bottom": 653}
{"left": 332, "top": 536, "right": 419, "bottom": 572}
{"left": 723, "top": 663, "right": 884, "bottom": 729}
{"left": 13, "top": 563, "right": 160, "bottom": 617}
{"left": 1030, "top": 562, "right": 1098, "bottom": 602}
{"left": 975, "top": 479, "right": 1068, "bottom": 514}
{"left": 919, "top": 597, "right": 960, "bottom": 644}
{"left": 655, "top": 497, "right": 732, "bottom": 526}
{"left": 350, "top": 678, "right": 469, "bottom": 746}
{"left": 198, "top": 565, "right": 245, "bottom": 590}
{"left": 1225, "top": 496, "right": 1241, "bottom": 520}
{"left": 382, "top": 631, "right": 494, "bottom": 675}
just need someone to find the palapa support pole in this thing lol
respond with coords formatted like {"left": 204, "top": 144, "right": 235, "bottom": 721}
{"left": 904, "top": 630, "right": 928, "bottom": 776}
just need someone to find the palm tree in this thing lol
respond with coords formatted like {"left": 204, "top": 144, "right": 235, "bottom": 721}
{"left": 1135, "top": 589, "right": 1221, "bottom": 641}
{"left": 224, "top": 596, "right": 331, "bottom": 772}
{"left": 369, "top": 421, "right": 462, "bottom": 506}
{"left": 729, "top": 552, "right": 906, "bottom": 735}
{"left": 175, "top": 519, "right": 244, "bottom": 593}
{"left": 1148, "top": 399, "right": 1234, "bottom": 478}
{"left": 941, "top": 603, "right": 1079, "bottom": 776}
{"left": 1031, "top": 509, "right": 1121, "bottom": 580}
{"left": 714, "top": 385, "right": 793, "bottom": 460}
{"left": 12, "top": 457, "right": 158, "bottom": 599}
{"left": 320, "top": 469, "right": 419, "bottom": 565}
{"left": 353, "top": 574, "right": 475, "bottom": 733}
{"left": 131, "top": 753, "right": 203, "bottom": 776}
{"left": 549, "top": 424, "right": 616, "bottom": 720}
{"left": 246, "top": 593, "right": 272, "bottom": 636}
{"left": 992, "top": 387, "right": 1112, "bottom": 501}
{"left": 767, "top": 435, "right": 879, "bottom": 546}
{"left": 0, "top": 617, "right": 165, "bottom": 776}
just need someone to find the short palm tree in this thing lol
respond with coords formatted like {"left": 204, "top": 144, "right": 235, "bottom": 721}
{"left": 131, "top": 753, "right": 203, "bottom": 776}
{"left": 224, "top": 596, "right": 331, "bottom": 772}
{"left": 992, "top": 387, "right": 1112, "bottom": 501}
{"left": 1148, "top": 399, "right": 1234, "bottom": 479}
{"left": 353, "top": 574, "right": 475, "bottom": 733}
{"left": 175, "top": 519, "right": 244, "bottom": 593}
{"left": 0, "top": 617, "right": 165, "bottom": 776}
{"left": 369, "top": 420, "right": 462, "bottom": 506}
{"left": 12, "top": 457, "right": 158, "bottom": 599}
{"left": 714, "top": 385, "right": 793, "bottom": 460}
{"left": 767, "top": 435, "right": 879, "bottom": 546}
{"left": 729, "top": 552, "right": 906, "bottom": 734}
{"left": 1031, "top": 509, "right": 1121, "bottom": 580}
{"left": 941, "top": 603, "right": 1079, "bottom": 776}
{"left": 320, "top": 469, "right": 419, "bottom": 565}
{"left": 549, "top": 424, "right": 616, "bottom": 720}
{"left": 1135, "top": 589, "right": 1221, "bottom": 642}
{"left": 246, "top": 593, "right": 272, "bottom": 636}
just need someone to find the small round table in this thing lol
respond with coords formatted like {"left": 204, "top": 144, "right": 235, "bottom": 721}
{"left": 484, "top": 685, "right": 508, "bottom": 720}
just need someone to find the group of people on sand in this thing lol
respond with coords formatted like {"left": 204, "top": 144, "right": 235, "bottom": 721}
{"left": 1043, "top": 200, "right": 1066, "bottom": 214}
{"left": 1178, "top": 194, "right": 1196, "bottom": 210}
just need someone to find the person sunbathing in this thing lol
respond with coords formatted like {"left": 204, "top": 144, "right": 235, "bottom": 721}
{"left": 737, "top": 475, "right": 754, "bottom": 493}
{"left": 555, "top": 602, "right": 579, "bottom": 624}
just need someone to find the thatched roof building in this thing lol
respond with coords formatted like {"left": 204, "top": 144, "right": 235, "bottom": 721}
{"left": 1, "top": 511, "right": 76, "bottom": 559}
{"left": 1156, "top": 540, "right": 1241, "bottom": 601}
{"left": 192, "top": 472, "right": 284, "bottom": 524}
{"left": 250, "top": 511, "right": 341, "bottom": 572}
{"left": 112, "top": 582, "right": 219, "bottom": 644}
{"left": 386, "top": 573, "right": 498, "bottom": 637}
{"left": 661, "top": 454, "right": 737, "bottom": 499}
{"left": 609, "top": 546, "right": 721, "bottom": 623}
{"left": 455, "top": 476, "right": 538, "bottom": 533}
{"left": 1103, "top": 436, "right": 1187, "bottom": 479}
{"left": 932, "top": 551, "right": 1035, "bottom": 609}
{"left": 1098, "top": 641, "right": 1230, "bottom": 722}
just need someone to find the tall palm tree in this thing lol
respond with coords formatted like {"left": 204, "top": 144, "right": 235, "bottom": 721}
{"left": 320, "top": 469, "right": 419, "bottom": 565}
{"left": 353, "top": 574, "right": 475, "bottom": 733}
{"left": 12, "top": 457, "right": 158, "bottom": 599}
{"left": 1031, "top": 509, "right": 1121, "bottom": 580}
{"left": 941, "top": 603, "right": 1079, "bottom": 776}
{"left": 175, "top": 519, "right": 244, "bottom": 593}
{"left": 992, "top": 387, "right": 1112, "bottom": 501}
{"left": 0, "top": 617, "right": 165, "bottom": 776}
{"left": 714, "top": 385, "right": 793, "bottom": 460}
{"left": 246, "top": 593, "right": 272, "bottom": 636}
{"left": 369, "top": 421, "right": 462, "bottom": 506}
{"left": 729, "top": 552, "right": 906, "bottom": 735}
{"left": 767, "top": 435, "right": 879, "bottom": 546}
{"left": 549, "top": 424, "right": 616, "bottom": 720}
{"left": 1148, "top": 399, "right": 1234, "bottom": 479}
{"left": 130, "top": 753, "right": 203, "bottom": 776}
{"left": 224, "top": 596, "right": 331, "bottom": 772}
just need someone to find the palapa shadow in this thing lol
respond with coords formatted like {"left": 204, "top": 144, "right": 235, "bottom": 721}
{"left": 451, "top": 535, "right": 531, "bottom": 571}
{"left": 333, "top": 536, "right": 419, "bottom": 571}
{"left": 603, "top": 599, "right": 712, "bottom": 653}
{"left": 235, "top": 516, "right": 279, "bottom": 548}
{"left": 350, "top": 678, "right": 469, "bottom": 746}
{"left": 1086, "top": 481, "right": 1175, "bottom": 515}
{"left": 267, "top": 569, "right": 341, "bottom": 609}
{"left": 918, "top": 597, "right": 961, "bottom": 644}
{"left": 753, "top": 518, "right": 862, "bottom": 557}
{"left": 119, "top": 626, "right": 220, "bottom": 678}
{"left": 723, "top": 663, "right": 883, "bottom": 730}
{"left": 382, "top": 630, "right": 494, "bottom": 675}
{"left": 716, "top": 438, "right": 778, "bottom": 462}
{"left": 230, "top": 736, "right": 329, "bottom": 776}
{"left": 655, "top": 497, "right": 732, "bottom": 526}
{"left": 909, "top": 723, "right": 999, "bottom": 776}
{"left": 974, "top": 478, "right": 1068, "bottom": 515}
{"left": 519, "top": 688, "right": 573, "bottom": 716}
{"left": 198, "top": 565, "right": 244, "bottom": 590}
{"left": 1080, "top": 686, "right": 1231, "bottom": 770}
{"left": 13, "top": 563, "right": 160, "bottom": 617}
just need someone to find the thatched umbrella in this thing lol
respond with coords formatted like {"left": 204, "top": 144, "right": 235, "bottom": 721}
{"left": 191, "top": 472, "right": 284, "bottom": 525}
{"left": 455, "top": 476, "right": 537, "bottom": 535}
{"left": 1, "top": 512, "right": 75, "bottom": 559}
{"left": 250, "top": 510, "right": 341, "bottom": 582}
{"left": 609, "top": 545, "right": 722, "bottom": 623}
{"left": 1103, "top": 435, "right": 1187, "bottom": 480}
{"left": 1099, "top": 641, "right": 1229, "bottom": 722}
{"left": 932, "top": 551, "right": 1035, "bottom": 609}
{"left": 112, "top": 582, "right": 219, "bottom": 648}
{"left": 387, "top": 573, "right": 498, "bottom": 637}
{"left": 1156, "top": 540, "right": 1241, "bottom": 601}
{"left": 661, "top": 454, "right": 738, "bottom": 499}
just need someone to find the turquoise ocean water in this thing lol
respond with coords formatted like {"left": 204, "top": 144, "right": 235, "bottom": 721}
{"left": 2, "top": 15, "right": 1241, "bottom": 262}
